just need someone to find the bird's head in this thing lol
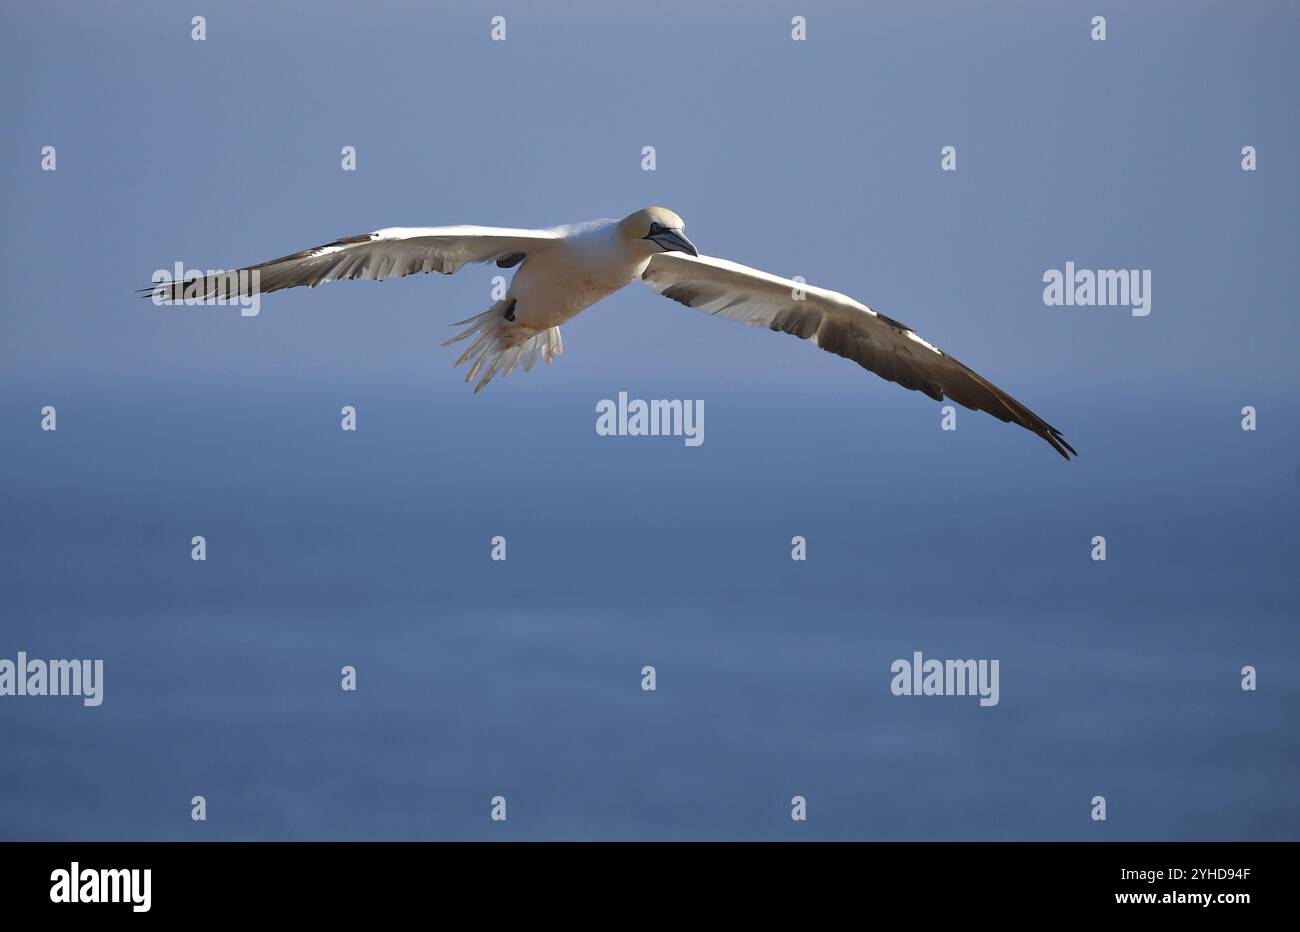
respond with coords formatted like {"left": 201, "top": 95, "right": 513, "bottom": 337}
{"left": 620, "top": 207, "right": 698, "bottom": 257}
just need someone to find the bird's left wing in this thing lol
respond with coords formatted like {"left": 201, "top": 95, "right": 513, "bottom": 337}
{"left": 643, "top": 251, "right": 1075, "bottom": 459}
{"left": 145, "top": 226, "right": 560, "bottom": 300}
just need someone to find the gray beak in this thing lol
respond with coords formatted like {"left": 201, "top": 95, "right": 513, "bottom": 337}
{"left": 645, "top": 226, "right": 699, "bottom": 257}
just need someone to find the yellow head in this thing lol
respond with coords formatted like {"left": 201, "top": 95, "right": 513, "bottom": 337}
{"left": 619, "top": 207, "right": 698, "bottom": 256}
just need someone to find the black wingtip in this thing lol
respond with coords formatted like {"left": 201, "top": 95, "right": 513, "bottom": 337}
{"left": 1047, "top": 429, "right": 1077, "bottom": 461}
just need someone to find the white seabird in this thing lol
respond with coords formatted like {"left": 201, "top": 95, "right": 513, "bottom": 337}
{"left": 146, "top": 207, "right": 1075, "bottom": 459}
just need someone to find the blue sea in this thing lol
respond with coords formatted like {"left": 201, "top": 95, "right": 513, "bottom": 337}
{"left": 2, "top": 377, "right": 1296, "bottom": 840}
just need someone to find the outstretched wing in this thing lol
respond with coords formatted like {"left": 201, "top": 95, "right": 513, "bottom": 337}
{"left": 144, "top": 226, "right": 560, "bottom": 300}
{"left": 643, "top": 251, "right": 1074, "bottom": 459}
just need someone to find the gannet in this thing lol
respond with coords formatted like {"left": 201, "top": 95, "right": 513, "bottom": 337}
{"left": 146, "top": 207, "right": 1075, "bottom": 459}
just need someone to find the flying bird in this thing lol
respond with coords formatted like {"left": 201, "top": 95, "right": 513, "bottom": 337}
{"left": 145, "top": 207, "right": 1075, "bottom": 459}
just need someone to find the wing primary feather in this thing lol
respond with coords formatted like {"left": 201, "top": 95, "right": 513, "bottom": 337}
{"left": 643, "top": 251, "right": 1075, "bottom": 460}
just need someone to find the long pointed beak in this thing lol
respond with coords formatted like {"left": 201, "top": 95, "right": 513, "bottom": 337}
{"left": 647, "top": 228, "right": 699, "bottom": 257}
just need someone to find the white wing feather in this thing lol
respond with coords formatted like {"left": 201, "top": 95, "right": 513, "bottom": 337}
{"left": 146, "top": 225, "right": 561, "bottom": 299}
{"left": 643, "top": 251, "right": 1074, "bottom": 459}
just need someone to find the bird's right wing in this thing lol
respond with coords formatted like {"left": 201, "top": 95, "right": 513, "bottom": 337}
{"left": 144, "top": 226, "right": 561, "bottom": 300}
{"left": 643, "top": 251, "right": 1075, "bottom": 459}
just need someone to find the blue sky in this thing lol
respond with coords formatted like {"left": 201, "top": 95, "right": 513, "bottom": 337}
{"left": 3, "top": 0, "right": 1297, "bottom": 401}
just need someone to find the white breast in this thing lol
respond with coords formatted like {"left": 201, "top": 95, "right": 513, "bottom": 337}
{"left": 508, "top": 221, "right": 647, "bottom": 330}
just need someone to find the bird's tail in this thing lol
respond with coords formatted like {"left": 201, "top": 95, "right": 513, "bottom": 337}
{"left": 441, "top": 302, "right": 563, "bottom": 393}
